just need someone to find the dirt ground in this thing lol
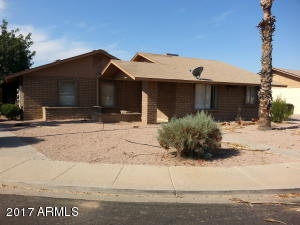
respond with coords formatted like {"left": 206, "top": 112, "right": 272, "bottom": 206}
{"left": 1, "top": 117, "right": 300, "bottom": 167}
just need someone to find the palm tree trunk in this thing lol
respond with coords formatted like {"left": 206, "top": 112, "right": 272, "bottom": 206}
{"left": 257, "top": 0, "right": 276, "bottom": 130}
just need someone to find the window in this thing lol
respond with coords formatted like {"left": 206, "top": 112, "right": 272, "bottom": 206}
{"left": 101, "top": 82, "right": 115, "bottom": 107}
{"left": 245, "top": 86, "right": 258, "bottom": 104}
{"left": 59, "top": 81, "right": 77, "bottom": 106}
{"left": 195, "top": 84, "right": 217, "bottom": 109}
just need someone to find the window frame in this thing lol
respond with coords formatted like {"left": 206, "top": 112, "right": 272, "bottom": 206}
{"left": 245, "top": 86, "right": 258, "bottom": 105}
{"left": 194, "top": 84, "right": 218, "bottom": 110}
{"left": 58, "top": 80, "right": 78, "bottom": 107}
{"left": 100, "top": 81, "right": 116, "bottom": 108}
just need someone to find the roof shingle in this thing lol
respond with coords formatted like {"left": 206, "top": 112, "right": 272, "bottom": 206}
{"left": 101, "top": 52, "right": 284, "bottom": 86}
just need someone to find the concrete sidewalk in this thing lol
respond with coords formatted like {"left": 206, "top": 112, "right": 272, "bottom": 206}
{"left": 1, "top": 130, "right": 300, "bottom": 195}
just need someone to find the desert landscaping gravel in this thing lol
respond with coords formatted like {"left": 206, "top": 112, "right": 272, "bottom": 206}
{"left": 1, "top": 117, "right": 299, "bottom": 167}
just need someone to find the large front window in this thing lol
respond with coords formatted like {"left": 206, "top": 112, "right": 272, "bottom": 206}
{"left": 59, "top": 81, "right": 77, "bottom": 106}
{"left": 101, "top": 82, "right": 115, "bottom": 107}
{"left": 195, "top": 84, "right": 217, "bottom": 109}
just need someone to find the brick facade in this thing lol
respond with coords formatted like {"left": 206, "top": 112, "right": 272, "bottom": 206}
{"left": 137, "top": 81, "right": 258, "bottom": 124}
{"left": 22, "top": 76, "right": 96, "bottom": 120}
{"left": 157, "top": 82, "right": 176, "bottom": 122}
{"left": 116, "top": 81, "right": 141, "bottom": 112}
{"left": 16, "top": 52, "right": 258, "bottom": 123}
{"left": 141, "top": 81, "right": 158, "bottom": 124}
{"left": 174, "top": 83, "right": 194, "bottom": 118}
{"left": 209, "top": 85, "right": 258, "bottom": 121}
{"left": 43, "top": 107, "right": 94, "bottom": 121}
{"left": 20, "top": 54, "right": 109, "bottom": 120}
{"left": 92, "top": 112, "right": 141, "bottom": 123}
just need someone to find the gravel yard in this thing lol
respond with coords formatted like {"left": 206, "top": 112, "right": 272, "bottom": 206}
{"left": 1, "top": 117, "right": 300, "bottom": 167}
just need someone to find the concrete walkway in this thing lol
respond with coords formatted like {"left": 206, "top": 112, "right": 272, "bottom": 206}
{"left": 1, "top": 130, "right": 300, "bottom": 195}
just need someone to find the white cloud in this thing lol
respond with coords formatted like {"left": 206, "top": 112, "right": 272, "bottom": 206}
{"left": 10, "top": 24, "right": 93, "bottom": 66}
{"left": 0, "top": 0, "right": 6, "bottom": 10}
{"left": 9, "top": 24, "right": 132, "bottom": 66}
{"left": 103, "top": 42, "right": 133, "bottom": 60}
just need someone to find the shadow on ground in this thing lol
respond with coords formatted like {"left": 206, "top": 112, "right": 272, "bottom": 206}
{"left": 272, "top": 124, "right": 300, "bottom": 130}
{"left": 0, "top": 136, "right": 44, "bottom": 148}
{"left": 212, "top": 148, "right": 241, "bottom": 160}
{"left": 170, "top": 148, "right": 240, "bottom": 161}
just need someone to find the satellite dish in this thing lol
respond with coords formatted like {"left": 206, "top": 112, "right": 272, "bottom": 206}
{"left": 192, "top": 67, "right": 204, "bottom": 80}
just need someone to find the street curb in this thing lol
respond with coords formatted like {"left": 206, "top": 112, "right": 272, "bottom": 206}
{"left": 1, "top": 181, "right": 300, "bottom": 196}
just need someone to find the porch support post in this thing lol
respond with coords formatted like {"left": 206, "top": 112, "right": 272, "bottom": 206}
{"left": 141, "top": 81, "right": 158, "bottom": 124}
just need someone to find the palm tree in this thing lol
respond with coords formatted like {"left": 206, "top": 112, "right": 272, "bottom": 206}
{"left": 257, "top": 0, "right": 276, "bottom": 130}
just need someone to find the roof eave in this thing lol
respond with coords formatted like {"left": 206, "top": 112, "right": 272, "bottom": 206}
{"left": 273, "top": 68, "right": 300, "bottom": 79}
{"left": 5, "top": 49, "right": 118, "bottom": 82}
{"left": 131, "top": 52, "right": 155, "bottom": 63}
{"left": 134, "top": 77, "right": 262, "bottom": 85}
{"left": 99, "top": 61, "right": 136, "bottom": 80}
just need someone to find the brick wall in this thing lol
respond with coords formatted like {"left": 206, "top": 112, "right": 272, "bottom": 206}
{"left": 157, "top": 82, "right": 176, "bottom": 122}
{"left": 23, "top": 76, "right": 57, "bottom": 120}
{"left": 209, "top": 85, "right": 258, "bottom": 121}
{"left": 21, "top": 54, "right": 108, "bottom": 120}
{"left": 23, "top": 76, "right": 96, "bottom": 120}
{"left": 141, "top": 81, "right": 158, "bottom": 124}
{"left": 154, "top": 82, "right": 258, "bottom": 122}
{"left": 92, "top": 112, "right": 141, "bottom": 123}
{"left": 116, "top": 81, "right": 141, "bottom": 112}
{"left": 174, "top": 83, "right": 194, "bottom": 118}
{"left": 43, "top": 107, "right": 94, "bottom": 121}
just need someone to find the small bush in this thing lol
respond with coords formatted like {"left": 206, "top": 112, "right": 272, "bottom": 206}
{"left": 271, "top": 97, "right": 293, "bottom": 123}
{"left": 0, "top": 104, "right": 22, "bottom": 119}
{"left": 157, "top": 111, "right": 222, "bottom": 159}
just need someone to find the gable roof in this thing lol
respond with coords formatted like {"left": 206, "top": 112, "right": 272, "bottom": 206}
{"left": 101, "top": 52, "right": 284, "bottom": 86}
{"left": 5, "top": 49, "right": 118, "bottom": 81}
{"left": 273, "top": 68, "right": 300, "bottom": 80}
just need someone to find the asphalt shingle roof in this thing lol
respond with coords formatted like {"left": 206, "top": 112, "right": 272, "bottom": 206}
{"left": 102, "top": 52, "right": 284, "bottom": 86}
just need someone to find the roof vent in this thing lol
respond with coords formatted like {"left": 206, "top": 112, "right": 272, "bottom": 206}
{"left": 166, "top": 53, "right": 179, "bottom": 56}
{"left": 191, "top": 66, "right": 204, "bottom": 79}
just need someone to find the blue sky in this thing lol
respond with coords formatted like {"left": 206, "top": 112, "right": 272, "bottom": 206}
{"left": 1, "top": 0, "right": 299, "bottom": 72}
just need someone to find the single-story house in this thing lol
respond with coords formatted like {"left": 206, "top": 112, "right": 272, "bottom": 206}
{"left": 5, "top": 50, "right": 284, "bottom": 123}
{"left": 99, "top": 52, "right": 274, "bottom": 123}
{"left": 272, "top": 68, "right": 300, "bottom": 114}
{"left": 5, "top": 49, "right": 117, "bottom": 120}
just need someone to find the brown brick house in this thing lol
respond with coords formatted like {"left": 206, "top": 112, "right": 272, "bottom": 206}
{"left": 5, "top": 50, "right": 284, "bottom": 123}
{"left": 99, "top": 52, "right": 284, "bottom": 123}
{"left": 5, "top": 50, "right": 117, "bottom": 120}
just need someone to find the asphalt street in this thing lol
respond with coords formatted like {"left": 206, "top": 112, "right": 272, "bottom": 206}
{"left": 0, "top": 194, "right": 299, "bottom": 225}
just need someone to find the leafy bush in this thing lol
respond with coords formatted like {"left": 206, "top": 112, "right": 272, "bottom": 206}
{"left": 157, "top": 111, "right": 222, "bottom": 159}
{"left": 271, "top": 97, "right": 293, "bottom": 123}
{"left": 0, "top": 104, "right": 22, "bottom": 119}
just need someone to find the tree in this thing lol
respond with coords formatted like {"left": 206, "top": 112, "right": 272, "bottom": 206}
{"left": 257, "top": 0, "right": 276, "bottom": 130}
{"left": 0, "top": 19, "right": 35, "bottom": 84}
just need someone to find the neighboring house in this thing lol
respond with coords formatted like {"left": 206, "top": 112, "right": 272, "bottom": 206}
{"left": 99, "top": 52, "right": 283, "bottom": 124}
{"left": 272, "top": 68, "right": 300, "bottom": 114}
{"left": 5, "top": 50, "right": 117, "bottom": 120}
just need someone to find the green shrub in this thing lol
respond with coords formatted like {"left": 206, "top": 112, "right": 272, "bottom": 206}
{"left": 0, "top": 104, "right": 22, "bottom": 119}
{"left": 157, "top": 111, "right": 222, "bottom": 159}
{"left": 271, "top": 97, "right": 293, "bottom": 123}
